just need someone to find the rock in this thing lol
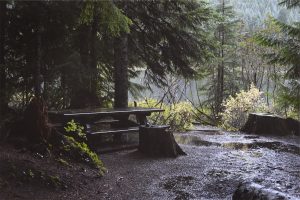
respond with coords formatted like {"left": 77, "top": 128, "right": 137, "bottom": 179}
{"left": 232, "top": 182, "right": 300, "bottom": 200}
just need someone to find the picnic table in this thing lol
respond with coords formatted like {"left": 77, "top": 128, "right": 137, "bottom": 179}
{"left": 48, "top": 107, "right": 164, "bottom": 151}
{"left": 48, "top": 107, "right": 163, "bottom": 126}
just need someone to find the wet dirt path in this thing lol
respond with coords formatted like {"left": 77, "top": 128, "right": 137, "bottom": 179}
{"left": 99, "top": 127, "right": 300, "bottom": 200}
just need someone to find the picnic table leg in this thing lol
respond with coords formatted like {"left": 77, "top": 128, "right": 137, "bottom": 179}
{"left": 112, "top": 115, "right": 130, "bottom": 144}
{"left": 136, "top": 114, "right": 148, "bottom": 125}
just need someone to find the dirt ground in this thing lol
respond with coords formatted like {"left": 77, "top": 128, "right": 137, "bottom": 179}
{"left": 0, "top": 128, "right": 299, "bottom": 200}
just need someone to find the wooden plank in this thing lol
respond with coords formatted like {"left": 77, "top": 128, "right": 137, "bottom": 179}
{"left": 94, "top": 119, "right": 119, "bottom": 124}
{"left": 89, "top": 127, "right": 139, "bottom": 135}
{"left": 48, "top": 107, "right": 164, "bottom": 117}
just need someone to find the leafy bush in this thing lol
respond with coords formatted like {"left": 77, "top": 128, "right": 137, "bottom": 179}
{"left": 130, "top": 99, "right": 195, "bottom": 131}
{"left": 62, "top": 120, "right": 106, "bottom": 175}
{"left": 64, "top": 119, "right": 86, "bottom": 141}
{"left": 63, "top": 136, "right": 106, "bottom": 175}
{"left": 220, "top": 84, "right": 269, "bottom": 131}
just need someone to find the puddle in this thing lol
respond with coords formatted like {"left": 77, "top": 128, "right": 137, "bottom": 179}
{"left": 190, "top": 130, "right": 223, "bottom": 135}
{"left": 174, "top": 135, "right": 220, "bottom": 147}
{"left": 175, "top": 133, "right": 300, "bottom": 155}
{"left": 222, "top": 142, "right": 300, "bottom": 155}
{"left": 244, "top": 135, "right": 260, "bottom": 139}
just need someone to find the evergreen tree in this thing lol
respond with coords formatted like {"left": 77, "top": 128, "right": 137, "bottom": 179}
{"left": 0, "top": 1, "right": 7, "bottom": 112}
{"left": 202, "top": 0, "right": 239, "bottom": 117}
{"left": 256, "top": 0, "right": 300, "bottom": 117}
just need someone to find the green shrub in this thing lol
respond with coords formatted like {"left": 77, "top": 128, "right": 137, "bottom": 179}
{"left": 220, "top": 84, "right": 269, "bottom": 131}
{"left": 64, "top": 119, "right": 86, "bottom": 141}
{"left": 62, "top": 120, "right": 106, "bottom": 175}
{"left": 130, "top": 99, "right": 195, "bottom": 131}
{"left": 63, "top": 136, "right": 106, "bottom": 175}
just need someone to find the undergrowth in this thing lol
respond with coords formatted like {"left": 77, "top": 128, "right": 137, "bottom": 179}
{"left": 62, "top": 136, "right": 106, "bottom": 176}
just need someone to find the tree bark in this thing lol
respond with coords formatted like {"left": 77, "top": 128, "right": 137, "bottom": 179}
{"left": 0, "top": 1, "right": 7, "bottom": 112}
{"left": 114, "top": 32, "right": 129, "bottom": 108}
{"left": 9, "top": 97, "right": 51, "bottom": 143}
{"left": 90, "top": 5, "right": 99, "bottom": 96}
{"left": 79, "top": 24, "right": 90, "bottom": 70}
{"left": 215, "top": 0, "right": 225, "bottom": 114}
{"left": 34, "top": 19, "right": 42, "bottom": 97}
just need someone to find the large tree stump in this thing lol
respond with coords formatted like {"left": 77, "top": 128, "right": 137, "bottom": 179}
{"left": 139, "top": 125, "right": 186, "bottom": 157}
{"left": 241, "top": 113, "right": 300, "bottom": 136}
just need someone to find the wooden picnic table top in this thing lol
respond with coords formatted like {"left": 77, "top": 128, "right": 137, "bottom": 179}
{"left": 48, "top": 107, "right": 164, "bottom": 117}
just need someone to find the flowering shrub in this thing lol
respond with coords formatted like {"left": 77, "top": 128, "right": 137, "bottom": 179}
{"left": 220, "top": 84, "right": 269, "bottom": 131}
{"left": 130, "top": 99, "right": 195, "bottom": 131}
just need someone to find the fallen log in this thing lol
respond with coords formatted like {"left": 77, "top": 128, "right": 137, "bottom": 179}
{"left": 233, "top": 182, "right": 300, "bottom": 200}
{"left": 241, "top": 113, "right": 300, "bottom": 136}
{"left": 139, "top": 125, "right": 186, "bottom": 157}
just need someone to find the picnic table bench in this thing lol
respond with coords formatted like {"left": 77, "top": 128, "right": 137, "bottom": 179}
{"left": 48, "top": 107, "right": 164, "bottom": 152}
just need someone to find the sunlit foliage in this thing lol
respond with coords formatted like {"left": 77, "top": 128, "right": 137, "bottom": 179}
{"left": 220, "top": 84, "right": 269, "bottom": 131}
{"left": 130, "top": 99, "right": 195, "bottom": 131}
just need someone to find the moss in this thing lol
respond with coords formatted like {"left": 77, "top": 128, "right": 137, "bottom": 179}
{"left": 63, "top": 136, "right": 106, "bottom": 175}
{"left": 48, "top": 175, "right": 62, "bottom": 188}
{"left": 4, "top": 163, "right": 65, "bottom": 189}
{"left": 56, "top": 158, "right": 72, "bottom": 167}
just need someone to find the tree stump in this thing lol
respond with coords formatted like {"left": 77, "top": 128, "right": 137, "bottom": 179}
{"left": 139, "top": 125, "right": 186, "bottom": 157}
{"left": 241, "top": 113, "right": 300, "bottom": 136}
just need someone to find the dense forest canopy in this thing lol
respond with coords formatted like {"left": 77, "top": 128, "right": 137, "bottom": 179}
{"left": 0, "top": 0, "right": 299, "bottom": 129}
{"left": 0, "top": 2, "right": 299, "bottom": 200}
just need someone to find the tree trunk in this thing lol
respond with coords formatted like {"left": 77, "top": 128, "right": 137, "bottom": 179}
{"left": 34, "top": 19, "right": 42, "bottom": 97}
{"left": 0, "top": 1, "right": 7, "bottom": 113}
{"left": 90, "top": 5, "right": 99, "bottom": 96}
{"left": 9, "top": 97, "right": 51, "bottom": 143}
{"left": 114, "top": 32, "right": 129, "bottom": 108}
{"left": 79, "top": 24, "right": 90, "bottom": 70}
{"left": 139, "top": 126, "right": 186, "bottom": 157}
{"left": 215, "top": 0, "right": 225, "bottom": 114}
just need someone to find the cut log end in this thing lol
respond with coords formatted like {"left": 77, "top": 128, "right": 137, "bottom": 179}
{"left": 241, "top": 113, "right": 300, "bottom": 136}
{"left": 139, "top": 125, "right": 186, "bottom": 157}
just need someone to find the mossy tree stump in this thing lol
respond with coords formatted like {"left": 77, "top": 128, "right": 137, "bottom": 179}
{"left": 241, "top": 113, "right": 300, "bottom": 136}
{"left": 139, "top": 125, "right": 186, "bottom": 157}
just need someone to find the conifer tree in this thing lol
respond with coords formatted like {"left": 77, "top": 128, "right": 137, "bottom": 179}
{"left": 256, "top": 0, "right": 300, "bottom": 116}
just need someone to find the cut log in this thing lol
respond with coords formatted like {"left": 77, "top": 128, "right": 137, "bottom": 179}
{"left": 139, "top": 125, "right": 186, "bottom": 157}
{"left": 286, "top": 117, "right": 300, "bottom": 136}
{"left": 241, "top": 113, "right": 300, "bottom": 136}
{"left": 233, "top": 182, "right": 300, "bottom": 200}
